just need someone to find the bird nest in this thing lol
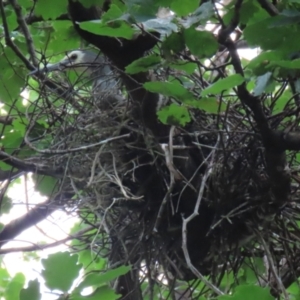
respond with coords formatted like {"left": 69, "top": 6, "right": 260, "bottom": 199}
{"left": 26, "top": 65, "right": 300, "bottom": 297}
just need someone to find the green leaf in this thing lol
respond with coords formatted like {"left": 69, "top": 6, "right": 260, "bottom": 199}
{"left": 123, "top": 0, "right": 158, "bottom": 22}
{"left": 101, "top": 4, "right": 124, "bottom": 22}
{"left": 201, "top": 74, "right": 245, "bottom": 96}
{"left": 0, "top": 268, "right": 11, "bottom": 290}
{"left": 35, "top": 0, "right": 68, "bottom": 20}
{"left": 72, "top": 285, "right": 118, "bottom": 300}
{"left": 51, "top": 21, "right": 79, "bottom": 52}
{"left": 41, "top": 252, "right": 82, "bottom": 292}
{"left": 162, "top": 32, "right": 185, "bottom": 57}
{"left": 157, "top": 104, "right": 191, "bottom": 126}
{"left": 170, "top": 0, "right": 199, "bottom": 16}
{"left": 0, "top": 195, "right": 13, "bottom": 214}
{"left": 246, "top": 50, "right": 285, "bottom": 76}
{"left": 125, "top": 55, "right": 161, "bottom": 74}
{"left": 169, "top": 61, "right": 197, "bottom": 74}
{"left": 273, "top": 89, "right": 292, "bottom": 113}
{"left": 32, "top": 175, "right": 58, "bottom": 197}
{"left": 0, "top": 58, "right": 25, "bottom": 104}
{"left": 244, "top": 17, "right": 300, "bottom": 52}
{"left": 0, "top": 162, "right": 14, "bottom": 171}
{"left": 20, "top": 279, "right": 41, "bottom": 300}
{"left": 184, "top": 27, "right": 218, "bottom": 57}
{"left": 78, "top": 0, "right": 105, "bottom": 8}
{"left": 142, "top": 18, "right": 178, "bottom": 36}
{"left": 217, "top": 285, "right": 274, "bottom": 300}
{"left": 79, "top": 20, "right": 135, "bottom": 39}
{"left": 5, "top": 273, "right": 25, "bottom": 300}
{"left": 253, "top": 72, "right": 273, "bottom": 96}
{"left": 183, "top": 2, "right": 214, "bottom": 27}
{"left": 77, "top": 249, "right": 106, "bottom": 272}
{"left": 144, "top": 81, "right": 194, "bottom": 102}
{"left": 1, "top": 129, "right": 23, "bottom": 155}
{"left": 268, "top": 59, "right": 300, "bottom": 69}
{"left": 186, "top": 97, "right": 226, "bottom": 113}
{"left": 76, "top": 265, "right": 131, "bottom": 291}
{"left": 223, "top": 0, "right": 259, "bottom": 26}
{"left": 241, "top": 258, "right": 265, "bottom": 284}
{"left": 4, "top": 8, "right": 18, "bottom": 31}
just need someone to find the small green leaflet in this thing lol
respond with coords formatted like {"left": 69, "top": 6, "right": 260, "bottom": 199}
{"left": 5, "top": 273, "right": 25, "bottom": 300}
{"left": 201, "top": 74, "right": 245, "bottom": 96}
{"left": 186, "top": 97, "right": 226, "bottom": 113}
{"left": 182, "top": 2, "right": 214, "bottom": 28}
{"left": 20, "top": 279, "right": 41, "bottom": 300}
{"left": 32, "top": 175, "right": 58, "bottom": 197}
{"left": 79, "top": 20, "right": 135, "bottom": 39}
{"left": 169, "top": 61, "right": 197, "bottom": 74}
{"left": 184, "top": 27, "right": 218, "bottom": 57}
{"left": 217, "top": 285, "right": 274, "bottom": 300}
{"left": 268, "top": 59, "right": 300, "bottom": 69}
{"left": 142, "top": 18, "right": 178, "bottom": 37}
{"left": 71, "top": 285, "right": 118, "bottom": 300}
{"left": 171, "top": 0, "right": 199, "bottom": 17}
{"left": 253, "top": 72, "right": 272, "bottom": 96}
{"left": 76, "top": 265, "right": 131, "bottom": 292}
{"left": 125, "top": 55, "right": 161, "bottom": 74}
{"left": 144, "top": 81, "right": 194, "bottom": 102}
{"left": 41, "top": 252, "right": 82, "bottom": 292}
{"left": 35, "top": 0, "right": 68, "bottom": 20}
{"left": 157, "top": 104, "right": 191, "bottom": 126}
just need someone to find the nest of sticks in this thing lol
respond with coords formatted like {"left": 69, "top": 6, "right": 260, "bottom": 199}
{"left": 25, "top": 61, "right": 300, "bottom": 298}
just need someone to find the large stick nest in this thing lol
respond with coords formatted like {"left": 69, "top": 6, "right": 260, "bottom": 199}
{"left": 26, "top": 59, "right": 300, "bottom": 298}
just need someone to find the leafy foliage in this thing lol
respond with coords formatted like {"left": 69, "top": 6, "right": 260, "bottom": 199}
{"left": 1, "top": 0, "right": 300, "bottom": 299}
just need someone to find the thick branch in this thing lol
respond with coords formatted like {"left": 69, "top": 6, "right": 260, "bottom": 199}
{"left": 0, "top": 194, "right": 70, "bottom": 248}
{"left": 218, "top": 4, "right": 290, "bottom": 203}
{"left": 0, "top": 151, "right": 63, "bottom": 177}
{"left": 257, "top": 0, "right": 279, "bottom": 16}
{"left": 0, "top": 224, "right": 95, "bottom": 254}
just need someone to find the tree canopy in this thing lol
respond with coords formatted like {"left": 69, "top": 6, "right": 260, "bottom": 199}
{"left": 1, "top": 0, "right": 300, "bottom": 299}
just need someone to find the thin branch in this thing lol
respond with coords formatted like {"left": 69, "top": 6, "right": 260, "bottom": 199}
{"left": 0, "top": 0, "right": 35, "bottom": 71}
{"left": 257, "top": 0, "right": 279, "bottom": 16}
{"left": 0, "top": 224, "right": 96, "bottom": 254}
{"left": 0, "top": 193, "right": 73, "bottom": 248}
{"left": 24, "top": 127, "right": 130, "bottom": 154}
{"left": 0, "top": 150, "right": 63, "bottom": 177}
{"left": 8, "top": 0, "right": 38, "bottom": 66}
{"left": 182, "top": 137, "right": 222, "bottom": 295}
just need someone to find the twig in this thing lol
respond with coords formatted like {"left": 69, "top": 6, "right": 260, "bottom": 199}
{"left": 0, "top": 150, "right": 63, "bottom": 176}
{"left": 0, "top": 224, "right": 96, "bottom": 254}
{"left": 154, "top": 127, "right": 182, "bottom": 232}
{"left": 258, "top": 232, "right": 289, "bottom": 300}
{"left": 24, "top": 124, "right": 130, "bottom": 153}
{"left": 9, "top": 0, "right": 38, "bottom": 66}
{"left": 0, "top": 0, "right": 35, "bottom": 71}
{"left": 181, "top": 137, "right": 222, "bottom": 295}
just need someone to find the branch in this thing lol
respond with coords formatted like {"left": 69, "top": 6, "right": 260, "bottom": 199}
{"left": 0, "top": 0, "right": 35, "bottom": 71}
{"left": 0, "top": 224, "right": 95, "bottom": 254}
{"left": 8, "top": 0, "right": 38, "bottom": 66}
{"left": 217, "top": 3, "right": 291, "bottom": 204}
{"left": 0, "top": 116, "right": 14, "bottom": 125}
{"left": 257, "top": 0, "right": 279, "bottom": 16}
{"left": 0, "top": 150, "right": 63, "bottom": 177}
{"left": 0, "top": 193, "right": 72, "bottom": 248}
